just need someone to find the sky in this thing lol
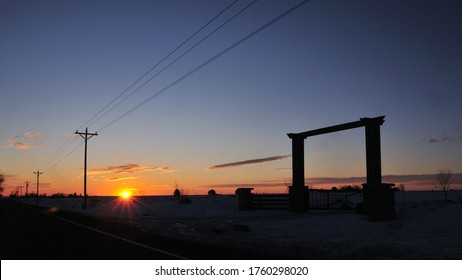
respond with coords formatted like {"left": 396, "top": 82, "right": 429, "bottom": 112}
{"left": 1, "top": 0, "right": 461, "bottom": 196}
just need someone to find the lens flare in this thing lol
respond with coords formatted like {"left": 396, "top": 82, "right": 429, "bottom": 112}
{"left": 121, "top": 191, "right": 131, "bottom": 199}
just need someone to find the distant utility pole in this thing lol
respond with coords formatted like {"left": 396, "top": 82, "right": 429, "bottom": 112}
{"left": 33, "top": 170, "right": 43, "bottom": 204}
{"left": 18, "top": 185, "right": 23, "bottom": 197}
{"left": 24, "top": 181, "right": 30, "bottom": 200}
{"left": 75, "top": 127, "right": 98, "bottom": 209}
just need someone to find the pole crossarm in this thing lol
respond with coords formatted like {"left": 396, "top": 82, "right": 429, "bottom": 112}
{"left": 75, "top": 128, "right": 98, "bottom": 209}
{"left": 75, "top": 130, "right": 98, "bottom": 139}
{"left": 288, "top": 116, "right": 385, "bottom": 139}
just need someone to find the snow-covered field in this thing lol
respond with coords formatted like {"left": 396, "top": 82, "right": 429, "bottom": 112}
{"left": 25, "top": 191, "right": 462, "bottom": 259}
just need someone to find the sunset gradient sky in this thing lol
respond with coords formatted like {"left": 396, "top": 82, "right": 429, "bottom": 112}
{"left": 1, "top": 0, "right": 461, "bottom": 196}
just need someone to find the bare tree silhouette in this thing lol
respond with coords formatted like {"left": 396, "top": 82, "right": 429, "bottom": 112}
{"left": 436, "top": 168, "right": 452, "bottom": 202}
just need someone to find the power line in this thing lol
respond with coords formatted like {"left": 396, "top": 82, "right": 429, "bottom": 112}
{"left": 39, "top": 134, "right": 78, "bottom": 171}
{"left": 86, "top": 0, "right": 258, "bottom": 129}
{"left": 36, "top": 0, "right": 311, "bottom": 174}
{"left": 43, "top": 141, "right": 83, "bottom": 173}
{"left": 37, "top": 1, "right": 242, "bottom": 174}
{"left": 97, "top": 0, "right": 311, "bottom": 132}
{"left": 78, "top": 0, "right": 241, "bottom": 131}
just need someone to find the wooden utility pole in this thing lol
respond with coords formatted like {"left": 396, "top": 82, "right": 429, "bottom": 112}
{"left": 75, "top": 127, "right": 98, "bottom": 209}
{"left": 24, "top": 181, "right": 30, "bottom": 200}
{"left": 33, "top": 170, "right": 43, "bottom": 204}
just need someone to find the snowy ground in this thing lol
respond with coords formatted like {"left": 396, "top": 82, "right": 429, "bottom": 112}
{"left": 23, "top": 191, "right": 462, "bottom": 259}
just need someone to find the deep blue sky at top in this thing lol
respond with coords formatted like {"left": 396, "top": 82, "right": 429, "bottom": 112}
{"left": 1, "top": 0, "right": 461, "bottom": 194}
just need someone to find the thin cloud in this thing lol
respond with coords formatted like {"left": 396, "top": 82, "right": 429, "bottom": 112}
{"left": 39, "top": 182, "right": 53, "bottom": 188}
{"left": 208, "top": 182, "right": 287, "bottom": 189}
{"left": 4, "top": 140, "right": 44, "bottom": 150}
{"left": 107, "top": 176, "right": 140, "bottom": 182}
{"left": 208, "top": 173, "right": 462, "bottom": 191}
{"left": 425, "top": 135, "right": 456, "bottom": 144}
{"left": 4, "top": 131, "right": 44, "bottom": 149}
{"left": 18, "top": 131, "right": 43, "bottom": 139}
{"left": 207, "top": 155, "right": 291, "bottom": 170}
{"left": 273, "top": 167, "right": 292, "bottom": 171}
{"left": 88, "top": 164, "right": 174, "bottom": 175}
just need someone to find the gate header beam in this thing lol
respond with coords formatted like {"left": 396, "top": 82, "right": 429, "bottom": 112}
{"left": 288, "top": 116, "right": 385, "bottom": 139}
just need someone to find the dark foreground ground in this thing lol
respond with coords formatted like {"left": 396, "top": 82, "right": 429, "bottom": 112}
{"left": 0, "top": 199, "right": 281, "bottom": 260}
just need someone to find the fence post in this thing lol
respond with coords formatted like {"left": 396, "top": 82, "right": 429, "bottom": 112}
{"left": 236, "top": 188, "right": 254, "bottom": 210}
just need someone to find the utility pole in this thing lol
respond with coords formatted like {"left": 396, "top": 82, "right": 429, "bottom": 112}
{"left": 24, "top": 181, "right": 30, "bottom": 200}
{"left": 33, "top": 170, "right": 43, "bottom": 204}
{"left": 18, "top": 185, "right": 23, "bottom": 198}
{"left": 75, "top": 127, "right": 98, "bottom": 209}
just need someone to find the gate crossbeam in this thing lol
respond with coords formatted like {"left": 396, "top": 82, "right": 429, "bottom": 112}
{"left": 288, "top": 116, "right": 384, "bottom": 139}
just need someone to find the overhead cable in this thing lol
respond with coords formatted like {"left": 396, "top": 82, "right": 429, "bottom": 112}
{"left": 39, "top": 0, "right": 241, "bottom": 172}
{"left": 78, "top": 0, "right": 241, "bottom": 131}
{"left": 97, "top": 0, "right": 311, "bottom": 132}
{"left": 86, "top": 0, "right": 258, "bottom": 129}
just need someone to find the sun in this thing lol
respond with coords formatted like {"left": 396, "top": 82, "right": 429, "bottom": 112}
{"left": 121, "top": 191, "right": 131, "bottom": 199}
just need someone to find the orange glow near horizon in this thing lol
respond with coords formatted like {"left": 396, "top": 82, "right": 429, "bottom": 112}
{"left": 3, "top": 170, "right": 461, "bottom": 197}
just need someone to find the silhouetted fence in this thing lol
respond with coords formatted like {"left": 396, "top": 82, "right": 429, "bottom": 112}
{"left": 237, "top": 188, "right": 363, "bottom": 210}
{"left": 253, "top": 194, "right": 289, "bottom": 210}
{"left": 309, "top": 189, "right": 363, "bottom": 210}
